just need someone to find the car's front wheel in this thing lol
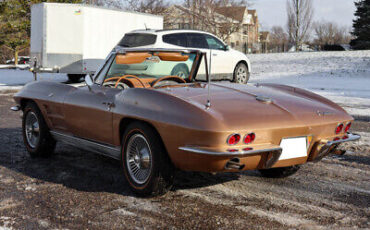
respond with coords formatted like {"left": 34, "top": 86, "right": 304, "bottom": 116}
{"left": 22, "top": 102, "right": 56, "bottom": 157}
{"left": 233, "top": 62, "right": 249, "bottom": 84}
{"left": 121, "top": 122, "right": 175, "bottom": 196}
{"left": 259, "top": 165, "right": 300, "bottom": 178}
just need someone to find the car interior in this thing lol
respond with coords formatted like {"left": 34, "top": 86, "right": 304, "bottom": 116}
{"left": 98, "top": 51, "right": 199, "bottom": 89}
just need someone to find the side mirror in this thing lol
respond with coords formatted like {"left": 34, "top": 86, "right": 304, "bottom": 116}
{"left": 225, "top": 45, "right": 230, "bottom": 51}
{"left": 85, "top": 74, "right": 94, "bottom": 89}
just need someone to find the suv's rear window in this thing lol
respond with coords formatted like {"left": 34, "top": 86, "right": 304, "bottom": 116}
{"left": 163, "top": 33, "right": 187, "bottom": 47}
{"left": 118, "top": 33, "right": 157, "bottom": 47}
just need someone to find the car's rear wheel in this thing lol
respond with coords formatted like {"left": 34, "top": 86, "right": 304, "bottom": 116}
{"left": 67, "top": 74, "right": 85, "bottom": 83}
{"left": 259, "top": 165, "right": 300, "bottom": 178}
{"left": 22, "top": 102, "right": 56, "bottom": 157}
{"left": 121, "top": 122, "right": 174, "bottom": 197}
{"left": 233, "top": 62, "right": 249, "bottom": 84}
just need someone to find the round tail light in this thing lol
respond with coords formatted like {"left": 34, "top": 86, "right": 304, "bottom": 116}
{"left": 335, "top": 124, "right": 343, "bottom": 134}
{"left": 244, "top": 133, "right": 256, "bottom": 144}
{"left": 344, "top": 122, "right": 351, "bottom": 132}
{"left": 227, "top": 134, "right": 240, "bottom": 145}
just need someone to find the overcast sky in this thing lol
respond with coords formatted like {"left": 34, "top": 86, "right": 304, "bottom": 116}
{"left": 250, "top": 0, "right": 356, "bottom": 30}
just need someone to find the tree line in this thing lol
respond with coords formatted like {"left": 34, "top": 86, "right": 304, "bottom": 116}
{"left": 269, "top": 0, "right": 369, "bottom": 52}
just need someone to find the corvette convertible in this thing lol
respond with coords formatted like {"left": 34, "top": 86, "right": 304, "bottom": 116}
{"left": 12, "top": 47, "right": 360, "bottom": 196}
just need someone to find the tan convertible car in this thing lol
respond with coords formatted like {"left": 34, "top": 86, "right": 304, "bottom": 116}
{"left": 12, "top": 48, "right": 360, "bottom": 196}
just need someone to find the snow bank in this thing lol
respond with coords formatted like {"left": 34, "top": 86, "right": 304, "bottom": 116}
{"left": 0, "top": 69, "right": 67, "bottom": 91}
{"left": 248, "top": 50, "right": 370, "bottom": 119}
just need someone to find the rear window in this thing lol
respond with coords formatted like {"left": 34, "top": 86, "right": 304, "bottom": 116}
{"left": 186, "top": 33, "right": 208, "bottom": 49}
{"left": 118, "top": 33, "right": 157, "bottom": 47}
{"left": 163, "top": 33, "right": 187, "bottom": 47}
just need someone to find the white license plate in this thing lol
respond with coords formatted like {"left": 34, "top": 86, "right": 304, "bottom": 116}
{"left": 279, "top": 137, "right": 307, "bottom": 160}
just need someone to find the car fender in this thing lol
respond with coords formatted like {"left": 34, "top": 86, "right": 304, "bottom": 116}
{"left": 229, "top": 49, "right": 251, "bottom": 73}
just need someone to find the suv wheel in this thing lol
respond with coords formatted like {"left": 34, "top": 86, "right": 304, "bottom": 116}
{"left": 233, "top": 63, "right": 249, "bottom": 84}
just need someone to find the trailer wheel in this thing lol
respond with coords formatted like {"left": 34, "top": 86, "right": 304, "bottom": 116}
{"left": 67, "top": 74, "right": 85, "bottom": 83}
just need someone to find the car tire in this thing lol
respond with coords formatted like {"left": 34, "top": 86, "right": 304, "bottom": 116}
{"left": 67, "top": 74, "right": 85, "bottom": 83}
{"left": 233, "top": 62, "right": 249, "bottom": 84}
{"left": 121, "top": 122, "right": 175, "bottom": 197}
{"left": 22, "top": 102, "right": 56, "bottom": 158}
{"left": 259, "top": 165, "right": 300, "bottom": 178}
{"left": 171, "top": 64, "right": 189, "bottom": 79}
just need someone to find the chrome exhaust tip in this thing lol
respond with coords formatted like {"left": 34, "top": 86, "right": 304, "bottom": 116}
{"left": 10, "top": 105, "right": 20, "bottom": 111}
{"left": 225, "top": 158, "right": 245, "bottom": 170}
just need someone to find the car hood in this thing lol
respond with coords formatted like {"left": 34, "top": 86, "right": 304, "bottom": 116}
{"left": 157, "top": 82, "right": 352, "bottom": 130}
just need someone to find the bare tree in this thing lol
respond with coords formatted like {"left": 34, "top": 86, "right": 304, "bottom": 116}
{"left": 286, "top": 0, "right": 314, "bottom": 51}
{"left": 313, "top": 21, "right": 352, "bottom": 48}
{"left": 125, "top": 0, "right": 169, "bottom": 14}
{"left": 85, "top": 0, "right": 168, "bottom": 14}
{"left": 178, "top": 0, "right": 249, "bottom": 40}
{"left": 269, "top": 26, "right": 289, "bottom": 52}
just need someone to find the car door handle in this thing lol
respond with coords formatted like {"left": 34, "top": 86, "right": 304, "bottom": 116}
{"left": 212, "top": 53, "right": 218, "bottom": 56}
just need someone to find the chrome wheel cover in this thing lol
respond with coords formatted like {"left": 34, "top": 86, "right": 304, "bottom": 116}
{"left": 25, "top": 111, "right": 40, "bottom": 148}
{"left": 236, "top": 65, "right": 248, "bottom": 83}
{"left": 126, "top": 134, "right": 152, "bottom": 185}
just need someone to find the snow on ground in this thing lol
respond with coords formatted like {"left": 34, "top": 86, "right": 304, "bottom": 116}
{"left": 248, "top": 50, "right": 370, "bottom": 118}
{"left": 0, "top": 69, "right": 67, "bottom": 91}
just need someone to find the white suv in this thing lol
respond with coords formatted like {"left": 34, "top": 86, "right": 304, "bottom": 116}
{"left": 118, "top": 29, "right": 251, "bottom": 83}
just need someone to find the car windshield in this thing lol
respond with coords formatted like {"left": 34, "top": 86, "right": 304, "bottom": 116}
{"left": 105, "top": 51, "right": 197, "bottom": 80}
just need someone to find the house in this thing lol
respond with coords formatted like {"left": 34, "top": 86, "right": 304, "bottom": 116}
{"left": 162, "top": 5, "right": 260, "bottom": 53}
{"left": 259, "top": 31, "right": 270, "bottom": 53}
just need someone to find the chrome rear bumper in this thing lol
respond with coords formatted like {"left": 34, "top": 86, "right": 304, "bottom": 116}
{"left": 313, "top": 133, "right": 361, "bottom": 162}
{"left": 179, "top": 144, "right": 282, "bottom": 169}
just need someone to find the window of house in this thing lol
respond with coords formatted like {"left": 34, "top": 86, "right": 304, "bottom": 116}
{"left": 231, "top": 42, "right": 235, "bottom": 48}
{"left": 204, "top": 35, "right": 225, "bottom": 50}
{"left": 236, "top": 41, "right": 239, "bottom": 46}
{"left": 163, "top": 33, "right": 187, "bottom": 47}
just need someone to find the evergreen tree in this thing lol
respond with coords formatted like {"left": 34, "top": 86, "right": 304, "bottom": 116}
{"left": 0, "top": 0, "right": 82, "bottom": 63}
{"left": 350, "top": 0, "right": 370, "bottom": 50}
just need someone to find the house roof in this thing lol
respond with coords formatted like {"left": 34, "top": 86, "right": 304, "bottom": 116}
{"left": 260, "top": 31, "right": 270, "bottom": 41}
{"left": 215, "top": 6, "right": 247, "bottom": 22}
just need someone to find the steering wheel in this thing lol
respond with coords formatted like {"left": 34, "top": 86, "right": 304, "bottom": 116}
{"left": 104, "top": 75, "right": 146, "bottom": 88}
{"left": 151, "top": 76, "right": 186, "bottom": 88}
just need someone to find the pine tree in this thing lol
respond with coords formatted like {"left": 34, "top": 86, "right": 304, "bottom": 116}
{"left": 350, "top": 0, "right": 370, "bottom": 50}
{"left": 0, "top": 0, "right": 82, "bottom": 64}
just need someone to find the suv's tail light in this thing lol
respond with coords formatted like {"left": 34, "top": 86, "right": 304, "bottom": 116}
{"left": 244, "top": 133, "right": 256, "bottom": 144}
{"left": 227, "top": 134, "right": 240, "bottom": 145}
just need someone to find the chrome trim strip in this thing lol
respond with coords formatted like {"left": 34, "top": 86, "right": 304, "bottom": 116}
{"left": 178, "top": 146, "right": 282, "bottom": 157}
{"left": 50, "top": 131, "right": 121, "bottom": 160}
{"left": 10, "top": 105, "right": 20, "bottom": 111}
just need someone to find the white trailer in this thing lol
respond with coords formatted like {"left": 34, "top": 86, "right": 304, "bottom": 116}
{"left": 30, "top": 3, "right": 163, "bottom": 82}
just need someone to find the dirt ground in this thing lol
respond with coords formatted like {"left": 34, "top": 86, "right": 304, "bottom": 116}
{"left": 0, "top": 93, "right": 369, "bottom": 230}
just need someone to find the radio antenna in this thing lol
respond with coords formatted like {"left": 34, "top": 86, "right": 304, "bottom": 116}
{"left": 205, "top": 50, "right": 211, "bottom": 109}
{"left": 144, "top": 23, "right": 148, "bottom": 30}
